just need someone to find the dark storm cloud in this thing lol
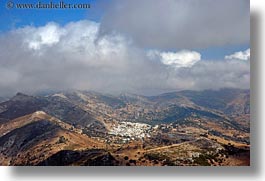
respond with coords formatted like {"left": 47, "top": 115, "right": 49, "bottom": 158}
{"left": 99, "top": 0, "right": 250, "bottom": 49}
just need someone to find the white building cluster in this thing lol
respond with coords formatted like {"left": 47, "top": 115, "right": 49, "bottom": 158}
{"left": 109, "top": 121, "right": 152, "bottom": 139}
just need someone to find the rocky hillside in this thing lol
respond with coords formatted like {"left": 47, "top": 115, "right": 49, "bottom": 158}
{"left": 0, "top": 88, "right": 250, "bottom": 166}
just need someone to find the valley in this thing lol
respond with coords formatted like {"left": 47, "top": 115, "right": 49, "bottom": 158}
{"left": 0, "top": 88, "right": 250, "bottom": 166}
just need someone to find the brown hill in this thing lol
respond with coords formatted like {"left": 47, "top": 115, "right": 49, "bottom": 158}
{"left": 0, "top": 111, "right": 105, "bottom": 166}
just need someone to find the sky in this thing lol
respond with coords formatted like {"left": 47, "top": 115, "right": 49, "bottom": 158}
{"left": 0, "top": 0, "right": 250, "bottom": 96}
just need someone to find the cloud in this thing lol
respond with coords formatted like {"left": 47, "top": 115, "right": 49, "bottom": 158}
{"left": 0, "top": 20, "right": 250, "bottom": 97}
{"left": 99, "top": 0, "right": 250, "bottom": 49}
{"left": 179, "top": 59, "right": 250, "bottom": 90}
{"left": 225, "top": 49, "right": 250, "bottom": 60}
{"left": 18, "top": 22, "right": 65, "bottom": 50}
{"left": 148, "top": 50, "right": 201, "bottom": 68}
{"left": 0, "top": 20, "right": 163, "bottom": 96}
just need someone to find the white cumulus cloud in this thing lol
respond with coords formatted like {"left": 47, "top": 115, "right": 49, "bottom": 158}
{"left": 16, "top": 22, "right": 65, "bottom": 50}
{"left": 225, "top": 49, "right": 250, "bottom": 60}
{"left": 148, "top": 50, "right": 201, "bottom": 68}
{"left": 160, "top": 50, "right": 201, "bottom": 68}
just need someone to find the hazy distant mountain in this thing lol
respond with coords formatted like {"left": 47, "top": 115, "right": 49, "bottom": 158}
{"left": 177, "top": 89, "right": 250, "bottom": 114}
{"left": 0, "top": 97, "right": 8, "bottom": 103}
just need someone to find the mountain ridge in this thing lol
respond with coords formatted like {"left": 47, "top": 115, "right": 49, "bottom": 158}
{"left": 0, "top": 88, "right": 250, "bottom": 166}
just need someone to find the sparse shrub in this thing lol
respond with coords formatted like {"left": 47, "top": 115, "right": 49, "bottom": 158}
{"left": 129, "top": 159, "right": 136, "bottom": 165}
{"left": 153, "top": 160, "right": 159, "bottom": 164}
{"left": 144, "top": 153, "right": 169, "bottom": 162}
{"left": 57, "top": 136, "right": 67, "bottom": 144}
{"left": 193, "top": 154, "right": 211, "bottom": 166}
{"left": 162, "top": 159, "right": 176, "bottom": 166}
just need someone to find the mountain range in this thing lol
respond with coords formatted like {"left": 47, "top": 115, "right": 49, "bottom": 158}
{"left": 0, "top": 88, "right": 250, "bottom": 166}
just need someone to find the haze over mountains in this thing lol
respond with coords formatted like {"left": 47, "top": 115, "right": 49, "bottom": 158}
{"left": 0, "top": 88, "right": 250, "bottom": 166}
